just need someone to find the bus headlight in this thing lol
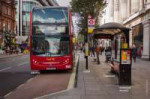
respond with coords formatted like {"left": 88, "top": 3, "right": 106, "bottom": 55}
{"left": 66, "top": 65, "right": 71, "bottom": 68}
{"left": 33, "top": 59, "right": 38, "bottom": 64}
{"left": 63, "top": 58, "right": 69, "bottom": 64}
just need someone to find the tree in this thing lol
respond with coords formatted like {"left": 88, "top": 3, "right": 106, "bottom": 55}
{"left": 70, "top": 0, "right": 106, "bottom": 34}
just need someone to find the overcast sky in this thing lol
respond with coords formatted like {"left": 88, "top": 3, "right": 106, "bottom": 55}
{"left": 56, "top": 0, "right": 71, "bottom": 7}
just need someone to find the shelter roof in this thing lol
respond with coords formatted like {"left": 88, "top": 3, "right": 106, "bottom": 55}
{"left": 94, "top": 22, "right": 130, "bottom": 35}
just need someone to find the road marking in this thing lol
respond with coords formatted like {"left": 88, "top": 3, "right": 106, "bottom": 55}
{"left": 17, "top": 62, "right": 28, "bottom": 67}
{"left": 119, "top": 89, "right": 129, "bottom": 92}
{"left": 4, "top": 91, "right": 13, "bottom": 98}
{"left": 119, "top": 86, "right": 131, "bottom": 92}
{"left": 119, "top": 86, "right": 132, "bottom": 89}
{"left": 83, "top": 70, "right": 90, "bottom": 73}
{"left": 104, "top": 74, "right": 115, "bottom": 78}
{"left": 17, "top": 84, "right": 25, "bottom": 89}
{"left": 146, "top": 80, "right": 149, "bottom": 96}
{"left": 0, "top": 67, "right": 11, "bottom": 72}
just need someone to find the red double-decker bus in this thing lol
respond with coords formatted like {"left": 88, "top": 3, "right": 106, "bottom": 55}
{"left": 29, "top": 7, "right": 74, "bottom": 71}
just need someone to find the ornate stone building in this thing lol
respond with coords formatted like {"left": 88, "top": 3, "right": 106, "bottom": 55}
{"left": 15, "top": 0, "right": 58, "bottom": 42}
{"left": 100, "top": 0, "right": 150, "bottom": 60}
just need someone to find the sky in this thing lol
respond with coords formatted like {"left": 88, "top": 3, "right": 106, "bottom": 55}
{"left": 56, "top": 0, "right": 71, "bottom": 7}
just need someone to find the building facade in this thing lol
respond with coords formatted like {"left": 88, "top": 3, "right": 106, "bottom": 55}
{"left": 0, "top": 0, "right": 15, "bottom": 51}
{"left": 15, "top": 0, "right": 58, "bottom": 42}
{"left": 100, "top": 0, "right": 150, "bottom": 60}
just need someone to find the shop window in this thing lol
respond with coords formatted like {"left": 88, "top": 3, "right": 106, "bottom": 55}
{"left": 132, "top": 24, "right": 143, "bottom": 57}
{"left": 147, "top": 0, "right": 150, "bottom": 3}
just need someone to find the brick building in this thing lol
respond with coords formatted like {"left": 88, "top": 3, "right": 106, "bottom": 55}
{"left": 0, "top": 0, "right": 15, "bottom": 49}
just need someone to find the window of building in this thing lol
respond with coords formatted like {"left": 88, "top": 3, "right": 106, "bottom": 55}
{"left": 8, "top": 8, "right": 11, "bottom": 16}
{"left": 131, "top": 0, "right": 140, "bottom": 14}
{"left": 146, "top": 0, "right": 150, "bottom": 3}
{"left": 3, "top": 23, "right": 6, "bottom": 31}
{"left": 144, "top": 0, "right": 150, "bottom": 5}
{"left": 22, "top": 2, "right": 32, "bottom": 12}
{"left": 8, "top": 22, "right": 11, "bottom": 31}
{"left": 0, "top": 21, "right": 1, "bottom": 31}
{"left": 2, "top": 6, "right": 7, "bottom": 14}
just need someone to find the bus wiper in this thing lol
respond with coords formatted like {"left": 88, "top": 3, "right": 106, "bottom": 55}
{"left": 48, "top": 52, "right": 52, "bottom": 56}
{"left": 33, "top": 21, "right": 42, "bottom": 24}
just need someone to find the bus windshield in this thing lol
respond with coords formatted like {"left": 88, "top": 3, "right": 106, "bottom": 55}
{"left": 32, "top": 8, "right": 68, "bottom": 24}
{"left": 31, "top": 35, "right": 70, "bottom": 56}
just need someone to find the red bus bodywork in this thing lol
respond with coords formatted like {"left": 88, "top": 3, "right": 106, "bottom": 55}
{"left": 29, "top": 7, "right": 73, "bottom": 70}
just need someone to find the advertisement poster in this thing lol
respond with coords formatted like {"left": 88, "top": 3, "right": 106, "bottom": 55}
{"left": 121, "top": 50, "right": 131, "bottom": 64}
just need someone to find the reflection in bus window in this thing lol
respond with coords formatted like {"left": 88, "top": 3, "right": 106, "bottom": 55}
{"left": 33, "top": 8, "right": 68, "bottom": 24}
{"left": 32, "top": 35, "right": 70, "bottom": 56}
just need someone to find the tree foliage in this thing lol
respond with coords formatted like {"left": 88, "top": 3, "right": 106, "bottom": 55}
{"left": 70, "top": 0, "right": 105, "bottom": 34}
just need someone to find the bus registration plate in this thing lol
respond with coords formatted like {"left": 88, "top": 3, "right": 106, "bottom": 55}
{"left": 46, "top": 67, "right": 56, "bottom": 70}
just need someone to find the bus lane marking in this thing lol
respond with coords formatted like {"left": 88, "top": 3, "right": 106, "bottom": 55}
{"left": 17, "top": 62, "right": 29, "bottom": 67}
{"left": 0, "top": 67, "right": 11, "bottom": 72}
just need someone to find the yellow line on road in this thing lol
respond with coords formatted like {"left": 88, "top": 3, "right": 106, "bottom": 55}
{"left": 17, "top": 62, "right": 29, "bottom": 67}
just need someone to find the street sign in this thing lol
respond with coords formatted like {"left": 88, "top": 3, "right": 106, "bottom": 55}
{"left": 88, "top": 19, "right": 95, "bottom": 33}
{"left": 88, "top": 27, "right": 94, "bottom": 34}
{"left": 88, "top": 19, "right": 95, "bottom": 26}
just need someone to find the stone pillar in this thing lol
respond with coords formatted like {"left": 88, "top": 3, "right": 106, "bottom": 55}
{"left": 114, "top": 0, "right": 119, "bottom": 22}
{"left": 127, "top": 0, "right": 131, "bottom": 17}
{"left": 17, "top": 0, "right": 20, "bottom": 36}
{"left": 142, "top": 20, "right": 150, "bottom": 59}
{"left": 109, "top": 0, "right": 114, "bottom": 22}
{"left": 121, "top": 0, "right": 127, "bottom": 20}
{"left": 20, "top": 0, "right": 22, "bottom": 36}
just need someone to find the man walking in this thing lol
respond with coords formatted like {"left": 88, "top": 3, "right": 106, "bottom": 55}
{"left": 96, "top": 44, "right": 100, "bottom": 64}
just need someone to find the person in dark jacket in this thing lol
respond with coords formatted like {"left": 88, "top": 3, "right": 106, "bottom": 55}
{"left": 95, "top": 45, "right": 100, "bottom": 64}
{"left": 132, "top": 44, "right": 137, "bottom": 62}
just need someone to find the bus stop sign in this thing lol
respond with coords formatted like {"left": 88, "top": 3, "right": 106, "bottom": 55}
{"left": 88, "top": 19, "right": 95, "bottom": 26}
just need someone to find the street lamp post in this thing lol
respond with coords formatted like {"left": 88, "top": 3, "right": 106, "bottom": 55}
{"left": 85, "top": 28, "right": 88, "bottom": 70}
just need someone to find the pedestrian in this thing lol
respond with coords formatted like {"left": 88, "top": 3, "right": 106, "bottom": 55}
{"left": 95, "top": 44, "right": 100, "bottom": 64}
{"left": 132, "top": 44, "right": 137, "bottom": 62}
{"left": 91, "top": 46, "right": 95, "bottom": 57}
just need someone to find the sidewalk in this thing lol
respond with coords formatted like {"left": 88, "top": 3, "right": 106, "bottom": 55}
{"left": 37, "top": 52, "right": 150, "bottom": 99}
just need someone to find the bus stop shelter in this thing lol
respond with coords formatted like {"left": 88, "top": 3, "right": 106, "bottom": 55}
{"left": 93, "top": 22, "right": 132, "bottom": 85}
